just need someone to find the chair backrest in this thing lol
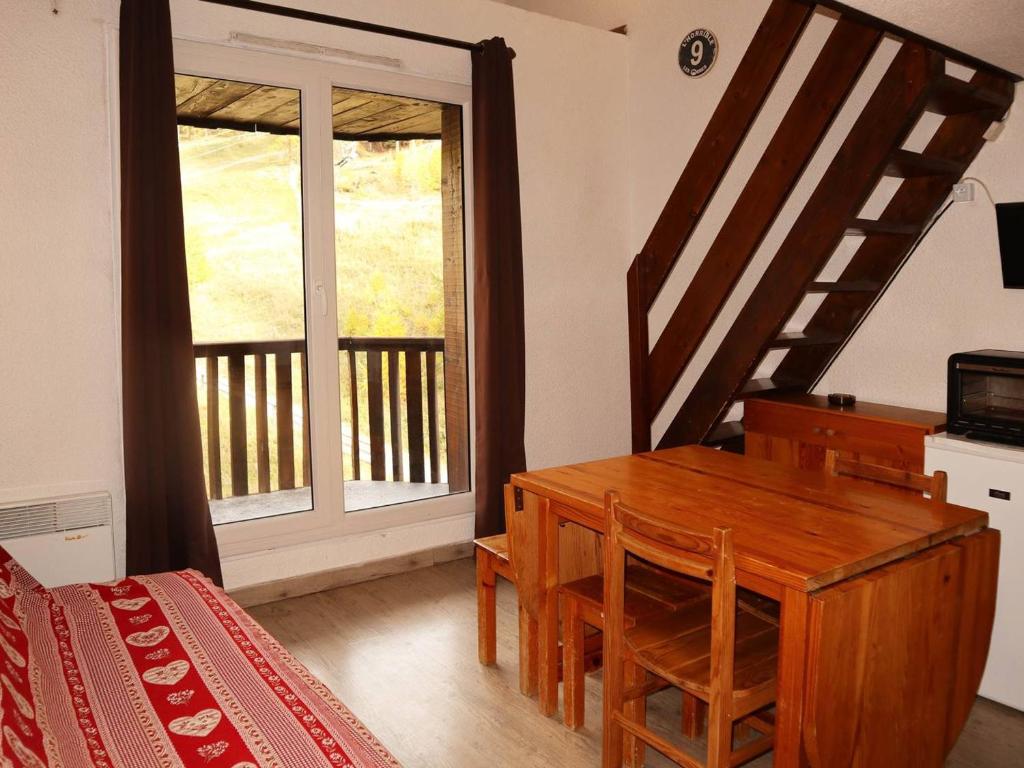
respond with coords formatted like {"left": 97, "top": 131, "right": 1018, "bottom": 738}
{"left": 603, "top": 490, "right": 736, "bottom": 732}
{"left": 824, "top": 450, "right": 948, "bottom": 503}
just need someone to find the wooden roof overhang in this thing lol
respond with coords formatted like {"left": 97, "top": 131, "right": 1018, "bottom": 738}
{"left": 174, "top": 75, "right": 443, "bottom": 141}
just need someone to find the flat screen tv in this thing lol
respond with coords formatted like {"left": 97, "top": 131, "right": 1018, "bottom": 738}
{"left": 996, "top": 202, "right": 1024, "bottom": 288}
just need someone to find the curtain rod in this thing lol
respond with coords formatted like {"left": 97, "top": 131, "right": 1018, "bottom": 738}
{"left": 199, "top": 0, "right": 484, "bottom": 53}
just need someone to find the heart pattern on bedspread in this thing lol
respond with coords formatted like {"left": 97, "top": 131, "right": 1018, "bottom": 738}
{"left": 126, "top": 626, "right": 169, "bottom": 647}
{"left": 4, "top": 725, "right": 46, "bottom": 768}
{"left": 169, "top": 708, "right": 222, "bottom": 738}
{"left": 142, "top": 659, "right": 190, "bottom": 686}
{"left": 2, "top": 674, "right": 34, "bottom": 719}
{"left": 0, "top": 633, "right": 25, "bottom": 668}
{"left": 112, "top": 597, "right": 151, "bottom": 611}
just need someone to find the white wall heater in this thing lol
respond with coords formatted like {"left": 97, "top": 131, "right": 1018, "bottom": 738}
{"left": 0, "top": 492, "right": 115, "bottom": 587}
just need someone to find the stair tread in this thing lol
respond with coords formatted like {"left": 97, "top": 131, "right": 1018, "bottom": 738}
{"left": 884, "top": 149, "right": 964, "bottom": 179}
{"left": 736, "top": 377, "right": 806, "bottom": 400}
{"left": 927, "top": 74, "right": 1013, "bottom": 117}
{"left": 807, "top": 280, "right": 881, "bottom": 293}
{"left": 770, "top": 331, "right": 843, "bottom": 348}
{"left": 846, "top": 218, "right": 921, "bottom": 237}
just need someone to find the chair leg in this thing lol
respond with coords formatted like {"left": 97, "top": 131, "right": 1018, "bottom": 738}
{"left": 476, "top": 552, "right": 497, "bottom": 666}
{"left": 623, "top": 660, "right": 646, "bottom": 768}
{"left": 518, "top": 602, "right": 539, "bottom": 696}
{"left": 562, "top": 595, "right": 586, "bottom": 730}
{"left": 602, "top": 650, "right": 626, "bottom": 768}
{"left": 682, "top": 693, "right": 706, "bottom": 739}
{"left": 706, "top": 697, "right": 733, "bottom": 768}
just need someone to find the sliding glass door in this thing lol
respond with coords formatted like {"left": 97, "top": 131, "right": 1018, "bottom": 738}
{"left": 172, "top": 40, "right": 473, "bottom": 555}
{"left": 177, "top": 75, "right": 314, "bottom": 525}
{"left": 331, "top": 87, "right": 470, "bottom": 512}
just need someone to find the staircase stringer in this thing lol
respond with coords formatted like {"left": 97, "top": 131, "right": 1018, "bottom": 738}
{"left": 643, "top": 16, "right": 882, "bottom": 420}
{"left": 658, "top": 42, "right": 942, "bottom": 448}
{"left": 661, "top": 55, "right": 1014, "bottom": 449}
{"left": 627, "top": 0, "right": 813, "bottom": 453}
{"left": 629, "top": 0, "right": 1019, "bottom": 455}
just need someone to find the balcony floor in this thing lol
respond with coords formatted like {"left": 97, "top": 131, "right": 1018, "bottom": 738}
{"left": 210, "top": 480, "right": 451, "bottom": 525}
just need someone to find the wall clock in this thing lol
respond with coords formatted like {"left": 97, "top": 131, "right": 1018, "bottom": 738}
{"left": 679, "top": 29, "right": 717, "bottom": 78}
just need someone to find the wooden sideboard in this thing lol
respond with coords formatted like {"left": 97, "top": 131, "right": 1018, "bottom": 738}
{"left": 744, "top": 394, "right": 946, "bottom": 473}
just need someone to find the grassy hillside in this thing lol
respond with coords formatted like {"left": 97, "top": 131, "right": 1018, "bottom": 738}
{"left": 178, "top": 127, "right": 450, "bottom": 499}
{"left": 179, "top": 127, "right": 443, "bottom": 343}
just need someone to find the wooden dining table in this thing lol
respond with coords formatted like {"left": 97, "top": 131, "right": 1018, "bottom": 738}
{"left": 505, "top": 446, "right": 999, "bottom": 767}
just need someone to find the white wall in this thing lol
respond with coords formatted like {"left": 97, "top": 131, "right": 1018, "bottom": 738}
{"left": 1, "top": 0, "right": 630, "bottom": 588}
{"left": 624, "top": 0, "right": 1024, "bottom": 431}
{"left": 0, "top": 1, "right": 125, "bottom": 547}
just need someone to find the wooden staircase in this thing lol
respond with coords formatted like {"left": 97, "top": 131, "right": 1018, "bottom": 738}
{"left": 628, "top": 0, "right": 1016, "bottom": 454}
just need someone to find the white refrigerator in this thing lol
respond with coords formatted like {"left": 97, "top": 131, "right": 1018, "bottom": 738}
{"left": 926, "top": 433, "right": 1024, "bottom": 711}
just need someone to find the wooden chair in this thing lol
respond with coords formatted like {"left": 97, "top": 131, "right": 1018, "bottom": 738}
{"left": 602, "top": 491, "right": 778, "bottom": 768}
{"left": 475, "top": 533, "right": 515, "bottom": 665}
{"left": 559, "top": 563, "right": 709, "bottom": 730}
{"left": 824, "top": 449, "right": 948, "bottom": 502}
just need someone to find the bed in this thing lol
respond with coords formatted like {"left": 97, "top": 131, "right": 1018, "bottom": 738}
{"left": 0, "top": 548, "right": 400, "bottom": 767}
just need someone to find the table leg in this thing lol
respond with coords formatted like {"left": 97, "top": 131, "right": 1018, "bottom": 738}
{"left": 562, "top": 593, "right": 585, "bottom": 730}
{"left": 537, "top": 496, "right": 560, "bottom": 717}
{"left": 518, "top": 602, "right": 538, "bottom": 696}
{"left": 507, "top": 484, "right": 542, "bottom": 699}
{"left": 774, "top": 587, "right": 811, "bottom": 768}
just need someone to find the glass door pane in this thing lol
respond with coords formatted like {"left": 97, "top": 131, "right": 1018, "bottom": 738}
{"left": 176, "top": 74, "right": 314, "bottom": 525}
{"left": 332, "top": 86, "right": 470, "bottom": 512}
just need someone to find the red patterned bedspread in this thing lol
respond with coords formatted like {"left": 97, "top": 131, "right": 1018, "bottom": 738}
{"left": 0, "top": 551, "right": 400, "bottom": 767}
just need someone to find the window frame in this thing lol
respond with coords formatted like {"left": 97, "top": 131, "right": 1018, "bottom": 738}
{"left": 171, "top": 40, "right": 475, "bottom": 559}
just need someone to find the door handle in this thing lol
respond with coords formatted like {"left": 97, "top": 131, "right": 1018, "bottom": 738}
{"left": 314, "top": 281, "right": 328, "bottom": 318}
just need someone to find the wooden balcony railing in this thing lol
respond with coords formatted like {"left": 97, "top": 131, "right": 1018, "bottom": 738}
{"left": 193, "top": 336, "right": 449, "bottom": 501}
{"left": 338, "top": 336, "right": 445, "bottom": 485}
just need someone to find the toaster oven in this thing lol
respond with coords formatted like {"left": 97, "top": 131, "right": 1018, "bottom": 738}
{"left": 947, "top": 350, "right": 1024, "bottom": 447}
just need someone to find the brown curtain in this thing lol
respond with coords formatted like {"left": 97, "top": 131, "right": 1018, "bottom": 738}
{"left": 472, "top": 38, "right": 527, "bottom": 537}
{"left": 120, "top": 0, "right": 222, "bottom": 584}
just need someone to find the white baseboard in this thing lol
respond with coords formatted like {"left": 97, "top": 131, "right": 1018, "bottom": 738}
{"left": 222, "top": 511, "right": 475, "bottom": 604}
{"left": 229, "top": 539, "right": 472, "bottom": 608}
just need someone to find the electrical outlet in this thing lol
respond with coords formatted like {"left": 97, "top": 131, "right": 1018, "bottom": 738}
{"left": 953, "top": 182, "right": 975, "bottom": 203}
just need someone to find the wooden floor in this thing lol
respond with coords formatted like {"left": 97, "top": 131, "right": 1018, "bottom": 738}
{"left": 248, "top": 557, "right": 1024, "bottom": 767}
